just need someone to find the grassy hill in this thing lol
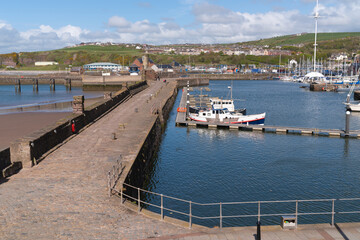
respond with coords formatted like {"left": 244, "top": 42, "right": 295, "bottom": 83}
{"left": 61, "top": 45, "right": 142, "bottom": 56}
{"left": 240, "top": 32, "right": 360, "bottom": 47}
{"left": 1, "top": 32, "right": 359, "bottom": 70}
{"left": 1, "top": 45, "right": 144, "bottom": 70}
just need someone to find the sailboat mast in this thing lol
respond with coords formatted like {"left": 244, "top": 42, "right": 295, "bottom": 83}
{"left": 313, "top": 0, "right": 319, "bottom": 72}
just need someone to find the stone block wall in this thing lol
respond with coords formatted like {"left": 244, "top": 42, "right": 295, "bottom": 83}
{"left": 8, "top": 81, "right": 148, "bottom": 174}
{"left": 0, "top": 148, "right": 11, "bottom": 178}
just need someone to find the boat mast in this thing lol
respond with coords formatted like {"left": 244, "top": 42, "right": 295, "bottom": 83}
{"left": 313, "top": 0, "right": 319, "bottom": 72}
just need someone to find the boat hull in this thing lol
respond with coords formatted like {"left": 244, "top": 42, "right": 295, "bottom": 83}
{"left": 189, "top": 112, "right": 266, "bottom": 125}
{"left": 230, "top": 118, "right": 265, "bottom": 125}
{"left": 347, "top": 104, "right": 360, "bottom": 112}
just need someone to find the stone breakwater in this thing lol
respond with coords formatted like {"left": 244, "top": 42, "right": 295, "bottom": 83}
{"left": 0, "top": 80, "right": 192, "bottom": 239}
{"left": 0, "top": 81, "right": 147, "bottom": 178}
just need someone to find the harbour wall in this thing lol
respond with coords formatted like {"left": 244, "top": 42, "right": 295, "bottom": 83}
{"left": 310, "top": 83, "right": 339, "bottom": 92}
{"left": 0, "top": 148, "right": 11, "bottom": 178}
{"left": 82, "top": 75, "right": 142, "bottom": 91}
{"left": 119, "top": 83, "right": 178, "bottom": 199}
{"left": 2, "top": 81, "right": 148, "bottom": 178}
{"left": 0, "top": 76, "right": 83, "bottom": 87}
{"left": 185, "top": 73, "right": 275, "bottom": 80}
{"left": 0, "top": 101, "right": 74, "bottom": 114}
{"left": 176, "top": 78, "right": 209, "bottom": 87}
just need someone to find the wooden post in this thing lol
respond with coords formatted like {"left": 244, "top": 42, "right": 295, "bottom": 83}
{"left": 15, "top": 79, "right": 21, "bottom": 93}
{"left": 50, "top": 79, "right": 55, "bottom": 91}
{"left": 33, "top": 79, "right": 38, "bottom": 92}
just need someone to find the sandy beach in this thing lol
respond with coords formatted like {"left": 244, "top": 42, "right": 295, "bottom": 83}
{"left": 0, "top": 112, "right": 71, "bottom": 150}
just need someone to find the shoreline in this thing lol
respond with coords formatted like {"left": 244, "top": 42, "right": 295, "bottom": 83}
{"left": 0, "top": 111, "right": 71, "bottom": 150}
{"left": 0, "top": 95, "right": 105, "bottom": 150}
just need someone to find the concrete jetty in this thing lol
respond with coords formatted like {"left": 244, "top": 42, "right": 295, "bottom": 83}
{"left": 0, "top": 80, "right": 190, "bottom": 239}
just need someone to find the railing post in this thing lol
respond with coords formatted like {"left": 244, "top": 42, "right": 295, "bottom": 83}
{"left": 220, "top": 202, "right": 223, "bottom": 229}
{"left": 161, "top": 194, "right": 164, "bottom": 221}
{"left": 138, "top": 187, "right": 141, "bottom": 213}
{"left": 331, "top": 199, "right": 335, "bottom": 226}
{"left": 258, "top": 201, "right": 261, "bottom": 222}
{"left": 189, "top": 201, "right": 192, "bottom": 229}
{"left": 120, "top": 185, "right": 123, "bottom": 204}
{"left": 116, "top": 159, "right": 119, "bottom": 175}
{"left": 113, "top": 166, "right": 116, "bottom": 180}
{"left": 108, "top": 171, "right": 111, "bottom": 197}
{"left": 295, "top": 200, "right": 298, "bottom": 227}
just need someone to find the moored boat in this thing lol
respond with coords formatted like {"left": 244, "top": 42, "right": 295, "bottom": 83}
{"left": 345, "top": 102, "right": 360, "bottom": 112}
{"left": 189, "top": 109, "right": 266, "bottom": 125}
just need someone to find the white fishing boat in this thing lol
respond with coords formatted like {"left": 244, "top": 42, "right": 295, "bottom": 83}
{"left": 190, "top": 81, "right": 265, "bottom": 124}
{"left": 189, "top": 109, "right": 266, "bottom": 125}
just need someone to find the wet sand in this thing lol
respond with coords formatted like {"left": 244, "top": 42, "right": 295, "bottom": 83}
{"left": 0, "top": 112, "right": 71, "bottom": 150}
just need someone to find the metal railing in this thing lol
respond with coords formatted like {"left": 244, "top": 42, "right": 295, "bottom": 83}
{"left": 107, "top": 155, "right": 123, "bottom": 197}
{"left": 111, "top": 182, "right": 360, "bottom": 229}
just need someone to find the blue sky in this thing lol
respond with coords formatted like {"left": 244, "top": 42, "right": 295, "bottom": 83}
{"left": 0, "top": 0, "right": 359, "bottom": 53}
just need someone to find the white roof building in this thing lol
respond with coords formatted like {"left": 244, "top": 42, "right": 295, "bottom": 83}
{"left": 83, "top": 62, "right": 122, "bottom": 71}
{"left": 35, "top": 61, "right": 58, "bottom": 66}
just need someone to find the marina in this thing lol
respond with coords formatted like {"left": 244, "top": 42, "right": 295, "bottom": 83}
{"left": 176, "top": 85, "right": 360, "bottom": 138}
{"left": 1, "top": 0, "right": 360, "bottom": 238}
{"left": 141, "top": 79, "right": 360, "bottom": 228}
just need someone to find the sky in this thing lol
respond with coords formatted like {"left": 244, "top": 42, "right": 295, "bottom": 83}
{"left": 0, "top": 0, "right": 359, "bottom": 53}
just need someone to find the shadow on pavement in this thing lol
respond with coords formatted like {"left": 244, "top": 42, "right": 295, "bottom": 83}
{"left": 335, "top": 223, "right": 350, "bottom": 240}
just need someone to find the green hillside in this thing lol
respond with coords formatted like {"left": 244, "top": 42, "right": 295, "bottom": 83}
{"left": 1, "top": 32, "right": 359, "bottom": 71}
{"left": 61, "top": 45, "right": 142, "bottom": 56}
{"left": 4, "top": 45, "right": 144, "bottom": 70}
{"left": 241, "top": 32, "right": 360, "bottom": 47}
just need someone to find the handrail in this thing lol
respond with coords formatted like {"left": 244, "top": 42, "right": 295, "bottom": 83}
{"left": 112, "top": 181, "right": 360, "bottom": 229}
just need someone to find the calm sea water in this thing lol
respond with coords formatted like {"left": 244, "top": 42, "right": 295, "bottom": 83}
{"left": 143, "top": 80, "right": 360, "bottom": 227}
{"left": 0, "top": 84, "right": 102, "bottom": 111}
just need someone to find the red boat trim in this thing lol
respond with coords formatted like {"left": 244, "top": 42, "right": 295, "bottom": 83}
{"left": 230, "top": 117, "right": 265, "bottom": 124}
{"left": 189, "top": 116, "right": 207, "bottom": 122}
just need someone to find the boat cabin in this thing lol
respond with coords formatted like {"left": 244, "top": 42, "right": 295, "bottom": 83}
{"left": 210, "top": 98, "right": 235, "bottom": 111}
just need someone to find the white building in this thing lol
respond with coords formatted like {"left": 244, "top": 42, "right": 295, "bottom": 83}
{"left": 83, "top": 62, "right": 122, "bottom": 71}
{"left": 35, "top": 61, "right": 58, "bottom": 66}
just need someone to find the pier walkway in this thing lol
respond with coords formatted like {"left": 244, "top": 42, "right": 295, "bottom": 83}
{"left": 0, "top": 80, "right": 190, "bottom": 239}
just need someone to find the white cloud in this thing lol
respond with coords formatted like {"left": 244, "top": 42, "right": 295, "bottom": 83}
{"left": 108, "top": 16, "right": 131, "bottom": 28}
{"left": 104, "top": 1, "right": 359, "bottom": 45}
{"left": 0, "top": 1, "right": 359, "bottom": 53}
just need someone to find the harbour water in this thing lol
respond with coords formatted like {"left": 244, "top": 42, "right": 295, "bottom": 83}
{"left": 142, "top": 80, "right": 360, "bottom": 227}
{"left": 0, "top": 84, "right": 102, "bottom": 112}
